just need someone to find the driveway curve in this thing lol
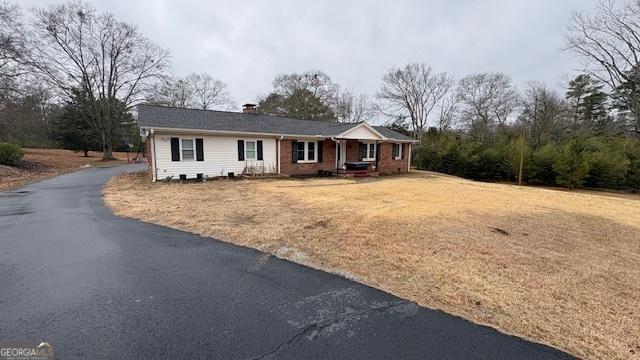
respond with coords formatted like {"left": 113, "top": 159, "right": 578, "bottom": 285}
{"left": 0, "top": 165, "right": 573, "bottom": 359}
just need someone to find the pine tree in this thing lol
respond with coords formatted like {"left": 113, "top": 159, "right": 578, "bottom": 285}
{"left": 566, "top": 75, "right": 609, "bottom": 130}
{"left": 52, "top": 90, "right": 100, "bottom": 156}
{"left": 553, "top": 139, "right": 589, "bottom": 189}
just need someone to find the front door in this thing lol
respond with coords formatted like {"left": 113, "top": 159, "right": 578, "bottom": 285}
{"left": 337, "top": 140, "right": 346, "bottom": 169}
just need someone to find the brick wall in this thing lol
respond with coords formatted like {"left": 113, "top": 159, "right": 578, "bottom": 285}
{"left": 344, "top": 140, "right": 360, "bottom": 162}
{"left": 279, "top": 139, "right": 336, "bottom": 176}
{"left": 377, "top": 142, "right": 410, "bottom": 175}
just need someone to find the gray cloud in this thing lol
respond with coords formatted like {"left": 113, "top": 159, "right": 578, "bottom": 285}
{"left": 22, "top": 0, "right": 600, "bottom": 114}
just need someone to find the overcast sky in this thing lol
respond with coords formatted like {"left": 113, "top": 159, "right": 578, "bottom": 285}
{"left": 23, "top": 0, "right": 600, "bottom": 117}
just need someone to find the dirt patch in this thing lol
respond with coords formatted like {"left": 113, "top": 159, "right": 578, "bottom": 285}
{"left": 104, "top": 171, "right": 640, "bottom": 360}
{"left": 0, "top": 148, "right": 134, "bottom": 191}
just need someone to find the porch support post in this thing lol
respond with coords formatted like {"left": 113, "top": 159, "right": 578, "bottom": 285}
{"left": 408, "top": 143, "right": 412, "bottom": 172}
{"left": 276, "top": 137, "right": 281, "bottom": 174}
{"left": 335, "top": 139, "right": 338, "bottom": 172}
{"left": 375, "top": 140, "right": 379, "bottom": 171}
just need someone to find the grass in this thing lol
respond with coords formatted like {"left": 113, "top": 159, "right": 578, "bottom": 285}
{"left": 103, "top": 170, "right": 640, "bottom": 360}
{"left": 0, "top": 148, "right": 133, "bottom": 192}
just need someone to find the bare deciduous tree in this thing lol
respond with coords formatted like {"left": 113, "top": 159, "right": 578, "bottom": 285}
{"left": 335, "top": 90, "right": 375, "bottom": 123}
{"left": 519, "top": 81, "right": 569, "bottom": 148}
{"left": 566, "top": 0, "right": 640, "bottom": 133}
{"left": 273, "top": 70, "right": 339, "bottom": 106}
{"left": 150, "top": 76, "right": 193, "bottom": 108}
{"left": 27, "top": 1, "right": 170, "bottom": 159}
{"left": 377, "top": 63, "right": 453, "bottom": 139}
{"left": 0, "top": 2, "right": 27, "bottom": 93}
{"left": 149, "top": 73, "right": 234, "bottom": 110}
{"left": 457, "top": 73, "right": 519, "bottom": 143}
{"left": 187, "top": 73, "right": 234, "bottom": 110}
{"left": 437, "top": 92, "right": 458, "bottom": 131}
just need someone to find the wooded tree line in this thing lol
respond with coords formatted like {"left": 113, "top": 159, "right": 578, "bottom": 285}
{"left": 0, "top": 1, "right": 234, "bottom": 159}
{"left": 411, "top": 70, "right": 640, "bottom": 190}
{"left": 409, "top": 1, "right": 640, "bottom": 191}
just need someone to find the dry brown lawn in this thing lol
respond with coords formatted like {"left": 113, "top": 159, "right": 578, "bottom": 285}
{"left": 104, "top": 171, "right": 640, "bottom": 360}
{"left": 0, "top": 148, "right": 133, "bottom": 191}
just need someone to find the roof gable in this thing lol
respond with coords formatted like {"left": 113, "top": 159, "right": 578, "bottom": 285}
{"left": 337, "top": 122, "right": 384, "bottom": 140}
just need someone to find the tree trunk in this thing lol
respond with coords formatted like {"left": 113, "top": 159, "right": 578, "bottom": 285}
{"left": 83, "top": 147, "right": 89, "bottom": 157}
{"left": 102, "top": 141, "right": 114, "bottom": 160}
{"left": 100, "top": 129, "right": 115, "bottom": 161}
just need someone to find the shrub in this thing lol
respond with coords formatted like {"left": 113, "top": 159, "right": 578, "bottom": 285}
{"left": 466, "top": 148, "right": 505, "bottom": 180}
{"left": 585, "top": 151, "right": 629, "bottom": 189}
{"left": 553, "top": 140, "right": 589, "bottom": 189}
{"left": 529, "top": 143, "right": 558, "bottom": 185}
{"left": 624, "top": 139, "right": 640, "bottom": 191}
{"left": 440, "top": 142, "right": 467, "bottom": 176}
{"left": 0, "top": 143, "right": 24, "bottom": 165}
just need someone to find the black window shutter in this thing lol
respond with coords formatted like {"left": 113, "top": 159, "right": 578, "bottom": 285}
{"left": 359, "top": 143, "right": 366, "bottom": 161}
{"left": 237, "top": 140, "right": 245, "bottom": 161}
{"left": 401, "top": 144, "right": 405, "bottom": 159}
{"left": 171, "top": 137, "right": 180, "bottom": 161}
{"left": 196, "top": 138, "right": 204, "bottom": 161}
{"left": 317, "top": 141, "right": 323, "bottom": 162}
{"left": 257, "top": 140, "right": 263, "bottom": 161}
{"left": 291, "top": 140, "right": 298, "bottom": 163}
{"left": 376, "top": 143, "right": 380, "bottom": 161}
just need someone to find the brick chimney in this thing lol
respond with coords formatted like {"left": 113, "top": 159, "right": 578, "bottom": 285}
{"left": 242, "top": 103, "right": 257, "bottom": 114}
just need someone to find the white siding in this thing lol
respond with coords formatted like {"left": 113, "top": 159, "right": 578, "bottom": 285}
{"left": 340, "top": 124, "right": 382, "bottom": 140}
{"left": 154, "top": 133, "right": 278, "bottom": 179}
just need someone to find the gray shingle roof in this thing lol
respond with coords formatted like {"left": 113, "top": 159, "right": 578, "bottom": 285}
{"left": 137, "top": 104, "right": 415, "bottom": 141}
{"left": 372, "top": 126, "right": 415, "bottom": 141}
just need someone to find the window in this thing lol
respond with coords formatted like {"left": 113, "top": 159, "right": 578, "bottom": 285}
{"left": 297, "top": 141, "right": 318, "bottom": 163}
{"left": 308, "top": 142, "right": 315, "bottom": 161}
{"left": 297, "top": 141, "right": 306, "bottom": 161}
{"left": 392, "top": 143, "right": 402, "bottom": 160}
{"left": 245, "top": 141, "right": 256, "bottom": 160}
{"left": 181, "top": 139, "right": 194, "bottom": 161}
{"left": 362, "top": 142, "right": 376, "bottom": 161}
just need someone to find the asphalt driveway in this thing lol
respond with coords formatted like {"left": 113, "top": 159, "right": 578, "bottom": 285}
{"left": 0, "top": 165, "right": 574, "bottom": 359}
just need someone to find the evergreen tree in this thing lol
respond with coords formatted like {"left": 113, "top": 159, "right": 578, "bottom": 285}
{"left": 52, "top": 91, "right": 100, "bottom": 157}
{"left": 553, "top": 139, "right": 590, "bottom": 189}
{"left": 529, "top": 143, "right": 559, "bottom": 185}
{"left": 566, "top": 75, "right": 609, "bottom": 130}
{"left": 613, "top": 65, "right": 640, "bottom": 134}
{"left": 258, "top": 88, "right": 336, "bottom": 121}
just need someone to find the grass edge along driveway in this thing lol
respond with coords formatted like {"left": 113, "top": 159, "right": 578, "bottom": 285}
{"left": 104, "top": 171, "right": 640, "bottom": 360}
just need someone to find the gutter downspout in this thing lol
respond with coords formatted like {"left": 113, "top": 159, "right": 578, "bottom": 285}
{"left": 150, "top": 129, "right": 158, "bottom": 182}
{"left": 331, "top": 137, "right": 340, "bottom": 173}
{"left": 277, "top": 136, "right": 283, "bottom": 174}
{"left": 407, "top": 143, "right": 412, "bottom": 173}
{"left": 330, "top": 136, "right": 338, "bottom": 173}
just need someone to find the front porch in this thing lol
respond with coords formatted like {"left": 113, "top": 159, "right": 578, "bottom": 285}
{"left": 319, "top": 166, "right": 380, "bottom": 178}
{"left": 281, "top": 122, "right": 412, "bottom": 177}
{"left": 332, "top": 138, "right": 381, "bottom": 177}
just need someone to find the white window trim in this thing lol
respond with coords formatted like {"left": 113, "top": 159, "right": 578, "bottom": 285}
{"left": 297, "top": 141, "right": 318, "bottom": 163}
{"left": 362, "top": 142, "right": 376, "bottom": 162}
{"left": 394, "top": 143, "right": 403, "bottom": 160}
{"left": 245, "top": 140, "right": 258, "bottom": 161}
{"left": 179, "top": 137, "right": 196, "bottom": 161}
